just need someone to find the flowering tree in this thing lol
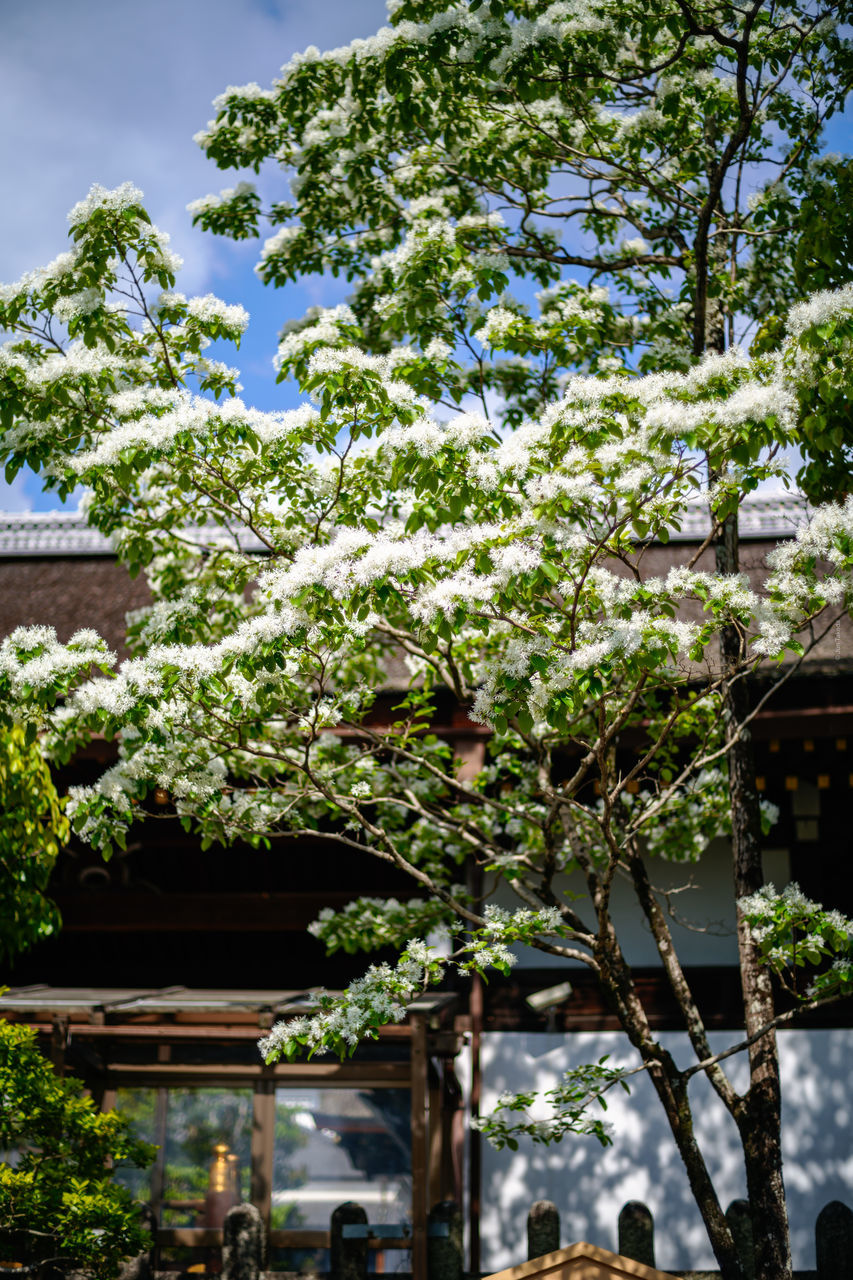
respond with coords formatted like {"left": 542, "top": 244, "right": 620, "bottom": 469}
{"left": 186, "top": 7, "right": 852, "bottom": 1275}
{"left": 2, "top": 6, "right": 853, "bottom": 1278}
{"left": 191, "top": 0, "right": 852, "bottom": 488}
{"left": 2, "top": 180, "right": 853, "bottom": 1279}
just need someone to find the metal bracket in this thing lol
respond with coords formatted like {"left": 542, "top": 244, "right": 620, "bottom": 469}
{"left": 341, "top": 1223, "right": 450, "bottom": 1239}
{"left": 342, "top": 1224, "right": 410, "bottom": 1239}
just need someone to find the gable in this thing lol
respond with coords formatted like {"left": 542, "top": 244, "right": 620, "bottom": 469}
{"left": 484, "top": 1243, "right": 682, "bottom": 1280}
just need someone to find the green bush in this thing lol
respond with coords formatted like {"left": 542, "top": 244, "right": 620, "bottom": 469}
{"left": 0, "top": 1021, "right": 155, "bottom": 1276}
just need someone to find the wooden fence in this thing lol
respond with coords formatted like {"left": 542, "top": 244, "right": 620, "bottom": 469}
{"left": 106, "top": 1192, "right": 853, "bottom": 1280}
{"left": 529, "top": 1196, "right": 853, "bottom": 1280}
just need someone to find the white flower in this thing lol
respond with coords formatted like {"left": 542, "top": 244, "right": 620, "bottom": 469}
{"left": 187, "top": 294, "right": 250, "bottom": 333}
{"left": 67, "top": 182, "right": 144, "bottom": 226}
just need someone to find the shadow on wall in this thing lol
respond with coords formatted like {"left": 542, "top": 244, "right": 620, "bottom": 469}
{"left": 479, "top": 1029, "right": 853, "bottom": 1274}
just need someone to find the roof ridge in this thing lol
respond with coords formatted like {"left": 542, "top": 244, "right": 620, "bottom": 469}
{"left": 0, "top": 491, "right": 810, "bottom": 556}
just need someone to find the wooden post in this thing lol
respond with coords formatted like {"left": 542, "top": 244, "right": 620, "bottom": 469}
{"left": 411, "top": 1014, "right": 429, "bottom": 1280}
{"left": 428, "top": 1200, "right": 463, "bottom": 1280}
{"left": 725, "top": 1199, "right": 754, "bottom": 1280}
{"left": 222, "top": 1202, "right": 264, "bottom": 1280}
{"left": 250, "top": 1078, "right": 276, "bottom": 1234}
{"left": 330, "top": 1201, "right": 368, "bottom": 1280}
{"left": 527, "top": 1200, "right": 560, "bottom": 1260}
{"left": 440, "top": 1059, "right": 462, "bottom": 1205}
{"left": 617, "top": 1201, "right": 655, "bottom": 1269}
{"left": 429, "top": 1080, "right": 444, "bottom": 1210}
{"left": 469, "top": 972, "right": 483, "bottom": 1278}
{"left": 816, "top": 1199, "right": 853, "bottom": 1279}
{"left": 149, "top": 1085, "right": 169, "bottom": 1258}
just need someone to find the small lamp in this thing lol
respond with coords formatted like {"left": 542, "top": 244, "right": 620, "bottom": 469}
{"left": 205, "top": 1142, "right": 240, "bottom": 1227}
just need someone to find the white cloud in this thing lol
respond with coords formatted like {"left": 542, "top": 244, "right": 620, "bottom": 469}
{"left": 0, "top": 0, "right": 386, "bottom": 288}
{"left": 0, "top": 0, "right": 388, "bottom": 510}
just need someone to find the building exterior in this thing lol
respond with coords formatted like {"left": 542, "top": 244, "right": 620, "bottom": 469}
{"left": 1, "top": 501, "right": 852, "bottom": 1274}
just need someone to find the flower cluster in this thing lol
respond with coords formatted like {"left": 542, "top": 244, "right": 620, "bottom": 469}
{"left": 474, "top": 1056, "right": 632, "bottom": 1151}
{"left": 740, "top": 883, "right": 853, "bottom": 1000}
{"left": 258, "top": 940, "right": 443, "bottom": 1060}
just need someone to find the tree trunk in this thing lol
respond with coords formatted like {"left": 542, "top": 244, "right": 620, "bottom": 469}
{"left": 717, "top": 514, "right": 793, "bottom": 1280}
{"left": 596, "top": 930, "right": 745, "bottom": 1280}
{"left": 696, "top": 164, "right": 792, "bottom": 1273}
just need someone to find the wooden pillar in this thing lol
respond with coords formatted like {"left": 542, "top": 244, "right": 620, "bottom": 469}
{"left": 49, "top": 1015, "right": 68, "bottom": 1076}
{"left": 429, "top": 1079, "right": 444, "bottom": 1210}
{"left": 250, "top": 1078, "right": 276, "bottom": 1234}
{"left": 411, "top": 1014, "right": 429, "bottom": 1280}
{"left": 468, "top": 973, "right": 483, "bottom": 1277}
{"left": 441, "top": 1059, "right": 463, "bottom": 1206}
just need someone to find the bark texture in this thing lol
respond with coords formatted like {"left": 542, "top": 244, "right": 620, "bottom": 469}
{"left": 717, "top": 515, "right": 793, "bottom": 1280}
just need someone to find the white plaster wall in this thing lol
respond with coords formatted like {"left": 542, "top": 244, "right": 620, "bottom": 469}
{"left": 500, "top": 842, "right": 791, "bottom": 969}
{"left": 477, "top": 1029, "right": 853, "bottom": 1274}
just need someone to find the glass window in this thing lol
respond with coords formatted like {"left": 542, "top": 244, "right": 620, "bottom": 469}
{"left": 114, "top": 1086, "right": 253, "bottom": 1227}
{"left": 272, "top": 1088, "right": 411, "bottom": 1231}
{"left": 113, "top": 1087, "right": 158, "bottom": 1203}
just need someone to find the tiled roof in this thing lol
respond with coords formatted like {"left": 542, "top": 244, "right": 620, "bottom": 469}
{"left": 0, "top": 492, "right": 809, "bottom": 557}
{"left": 670, "top": 491, "right": 807, "bottom": 541}
{"left": 0, "top": 510, "right": 115, "bottom": 556}
{"left": 0, "top": 511, "right": 265, "bottom": 557}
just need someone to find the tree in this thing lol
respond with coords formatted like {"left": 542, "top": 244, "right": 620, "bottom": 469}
{"left": 0, "top": 723, "right": 67, "bottom": 966}
{"left": 0, "top": 1021, "right": 154, "bottom": 1276}
{"left": 185, "top": 7, "right": 852, "bottom": 1275}
{"left": 0, "top": 7, "right": 845, "bottom": 1269}
{"left": 2, "top": 182, "right": 853, "bottom": 1280}
{"left": 193, "top": 22, "right": 852, "bottom": 1273}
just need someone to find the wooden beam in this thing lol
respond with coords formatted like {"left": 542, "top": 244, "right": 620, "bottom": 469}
{"left": 752, "top": 705, "right": 853, "bottom": 739}
{"left": 269, "top": 1230, "right": 329, "bottom": 1248}
{"left": 480, "top": 966, "right": 853, "bottom": 1032}
{"left": 17, "top": 1019, "right": 415, "bottom": 1040}
{"left": 52, "top": 890, "right": 375, "bottom": 932}
{"left": 26, "top": 1022, "right": 282, "bottom": 1040}
{"left": 105, "top": 1061, "right": 410, "bottom": 1085}
{"left": 158, "top": 1226, "right": 223, "bottom": 1247}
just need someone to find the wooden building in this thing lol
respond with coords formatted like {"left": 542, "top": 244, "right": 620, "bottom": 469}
{"left": 2, "top": 501, "right": 853, "bottom": 1274}
{"left": 0, "top": 984, "right": 460, "bottom": 1274}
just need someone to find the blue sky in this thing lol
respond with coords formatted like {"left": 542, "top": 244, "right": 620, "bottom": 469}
{"left": 0, "top": 0, "right": 388, "bottom": 511}
{"left": 0, "top": 2, "right": 849, "bottom": 512}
